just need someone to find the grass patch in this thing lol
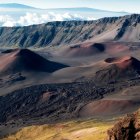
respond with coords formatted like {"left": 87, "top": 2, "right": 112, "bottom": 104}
{"left": 2, "top": 118, "right": 113, "bottom": 140}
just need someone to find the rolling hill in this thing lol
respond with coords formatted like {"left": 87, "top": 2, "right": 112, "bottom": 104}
{"left": 94, "top": 56, "right": 140, "bottom": 83}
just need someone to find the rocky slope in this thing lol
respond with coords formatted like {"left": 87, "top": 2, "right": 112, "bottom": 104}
{"left": 95, "top": 56, "right": 140, "bottom": 84}
{"left": 107, "top": 110, "right": 140, "bottom": 140}
{"left": 1, "top": 66, "right": 140, "bottom": 125}
{"left": 0, "top": 14, "right": 139, "bottom": 48}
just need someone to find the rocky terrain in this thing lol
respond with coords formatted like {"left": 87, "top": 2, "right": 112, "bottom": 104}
{"left": 0, "top": 76, "right": 140, "bottom": 137}
{"left": 1, "top": 51, "right": 140, "bottom": 138}
{"left": 107, "top": 110, "right": 140, "bottom": 140}
{"left": 0, "top": 13, "right": 140, "bottom": 140}
{"left": 0, "top": 14, "right": 139, "bottom": 47}
{"left": 95, "top": 56, "right": 140, "bottom": 83}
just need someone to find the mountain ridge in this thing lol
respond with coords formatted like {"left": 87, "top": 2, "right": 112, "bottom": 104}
{"left": 0, "top": 14, "right": 139, "bottom": 48}
{"left": 46, "top": 7, "right": 129, "bottom": 14}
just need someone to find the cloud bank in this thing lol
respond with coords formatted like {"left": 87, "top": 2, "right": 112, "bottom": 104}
{"left": 0, "top": 12, "right": 95, "bottom": 27}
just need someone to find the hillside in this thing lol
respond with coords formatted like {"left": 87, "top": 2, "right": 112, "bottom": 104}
{"left": 0, "top": 14, "right": 139, "bottom": 48}
{"left": 1, "top": 56, "right": 140, "bottom": 126}
{"left": 0, "top": 49, "right": 68, "bottom": 75}
{"left": 107, "top": 110, "right": 140, "bottom": 140}
{"left": 1, "top": 119, "right": 112, "bottom": 140}
{"left": 94, "top": 56, "right": 140, "bottom": 83}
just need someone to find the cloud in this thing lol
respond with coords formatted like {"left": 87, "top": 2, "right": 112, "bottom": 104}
{"left": 0, "top": 12, "right": 95, "bottom": 27}
{"left": 0, "top": 15, "right": 15, "bottom": 27}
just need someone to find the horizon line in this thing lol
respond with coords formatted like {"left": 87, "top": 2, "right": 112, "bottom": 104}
{"left": 0, "top": 3, "right": 131, "bottom": 13}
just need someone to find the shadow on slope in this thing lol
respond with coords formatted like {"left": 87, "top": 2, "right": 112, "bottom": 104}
{"left": 57, "top": 43, "right": 105, "bottom": 57}
{"left": 95, "top": 56, "right": 140, "bottom": 83}
{"left": 0, "top": 49, "right": 68, "bottom": 75}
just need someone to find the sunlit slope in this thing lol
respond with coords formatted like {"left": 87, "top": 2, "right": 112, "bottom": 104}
{"left": 2, "top": 119, "right": 113, "bottom": 140}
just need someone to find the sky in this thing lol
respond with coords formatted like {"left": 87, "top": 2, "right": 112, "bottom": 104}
{"left": 0, "top": 0, "right": 139, "bottom": 13}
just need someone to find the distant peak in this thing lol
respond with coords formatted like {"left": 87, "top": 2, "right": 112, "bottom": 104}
{"left": 0, "top": 3, "right": 36, "bottom": 9}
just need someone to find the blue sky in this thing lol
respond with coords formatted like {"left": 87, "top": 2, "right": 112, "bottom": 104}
{"left": 0, "top": 0, "right": 140, "bottom": 13}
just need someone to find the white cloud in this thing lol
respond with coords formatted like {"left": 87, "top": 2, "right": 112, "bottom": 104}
{"left": 0, "top": 15, "right": 16, "bottom": 27}
{"left": 0, "top": 12, "right": 95, "bottom": 27}
{"left": 2, "top": 21, "right": 16, "bottom": 27}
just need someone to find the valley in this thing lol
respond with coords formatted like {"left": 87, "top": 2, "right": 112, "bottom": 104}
{"left": 0, "top": 14, "right": 140, "bottom": 140}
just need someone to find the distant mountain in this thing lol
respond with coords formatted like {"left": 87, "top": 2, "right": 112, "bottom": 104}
{"left": 47, "top": 7, "right": 129, "bottom": 20}
{"left": 0, "top": 3, "right": 130, "bottom": 27}
{"left": 0, "top": 3, "right": 127, "bottom": 14}
{"left": 0, "top": 4, "right": 128, "bottom": 14}
{"left": 48, "top": 7, "right": 128, "bottom": 14}
{"left": 0, "top": 14, "right": 139, "bottom": 48}
{"left": 0, "top": 3, "right": 36, "bottom": 9}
